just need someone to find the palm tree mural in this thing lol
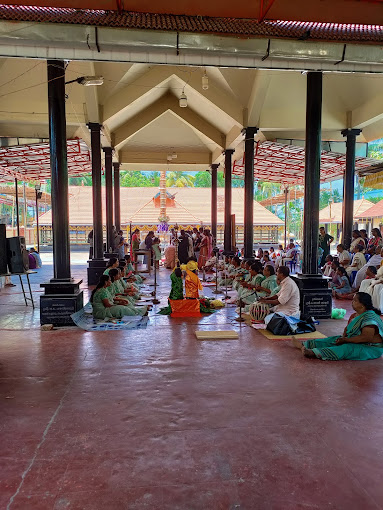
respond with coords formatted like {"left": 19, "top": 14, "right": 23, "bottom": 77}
{"left": 166, "top": 172, "right": 195, "bottom": 187}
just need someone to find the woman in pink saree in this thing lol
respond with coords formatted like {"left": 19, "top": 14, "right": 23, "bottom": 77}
{"left": 198, "top": 229, "right": 213, "bottom": 269}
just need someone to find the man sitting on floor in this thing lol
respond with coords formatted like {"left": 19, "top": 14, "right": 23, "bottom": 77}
{"left": 250, "top": 266, "right": 300, "bottom": 322}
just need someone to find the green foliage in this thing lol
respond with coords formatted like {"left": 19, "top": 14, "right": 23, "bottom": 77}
{"left": 319, "top": 189, "right": 342, "bottom": 210}
{"left": 166, "top": 172, "right": 195, "bottom": 187}
{"left": 194, "top": 171, "right": 225, "bottom": 187}
{"left": 120, "top": 171, "right": 155, "bottom": 187}
{"left": 368, "top": 138, "right": 383, "bottom": 159}
{"left": 368, "top": 196, "right": 383, "bottom": 204}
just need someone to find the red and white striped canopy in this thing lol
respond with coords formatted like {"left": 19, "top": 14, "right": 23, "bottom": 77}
{"left": 232, "top": 141, "right": 381, "bottom": 185}
{"left": 0, "top": 138, "right": 92, "bottom": 182}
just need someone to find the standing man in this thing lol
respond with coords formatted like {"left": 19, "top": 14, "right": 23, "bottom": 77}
{"left": 319, "top": 226, "right": 334, "bottom": 267}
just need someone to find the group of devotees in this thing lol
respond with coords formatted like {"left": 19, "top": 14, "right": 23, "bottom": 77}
{"left": 87, "top": 224, "right": 383, "bottom": 364}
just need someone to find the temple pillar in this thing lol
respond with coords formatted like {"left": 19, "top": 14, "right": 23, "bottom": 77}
{"left": 40, "top": 60, "right": 83, "bottom": 326}
{"left": 87, "top": 122, "right": 107, "bottom": 284}
{"left": 210, "top": 163, "right": 219, "bottom": 243}
{"left": 302, "top": 72, "right": 322, "bottom": 275}
{"left": 103, "top": 147, "right": 114, "bottom": 252}
{"left": 113, "top": 162, "right": 121, "bottom": 232}
{"left": 224, "top": 149, "right": 234, "bottom": 253}
{"left": 341, "top": 128, "right": 362, "bottom": 249}
{"left": 293, "top": 71, "right": 332, "bottom": 319}
{"left": 243, "top": 127, "right": 258, "bottom": 258}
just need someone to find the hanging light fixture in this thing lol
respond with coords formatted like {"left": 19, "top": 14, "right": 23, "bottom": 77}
{"left": 202, "top": 70, "right": 209, "bottom": 90}
{"left": 179, "top": 89, "right": 187, "bottom": 107}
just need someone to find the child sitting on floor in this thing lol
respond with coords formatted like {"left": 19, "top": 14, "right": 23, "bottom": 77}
{"left": 332, "top": 266, "right": 352, "bottom": 298}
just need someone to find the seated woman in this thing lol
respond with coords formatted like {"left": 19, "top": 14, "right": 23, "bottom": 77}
{"left": 246, "top": 264, "right": 280, "bottom": 314}
{"left": 218, "top": 256, "right": 241, "bottom": 287}
{"left": 292, "top": 292, "right": 383, "bottom": 361}
{"left": 237, "top": 261, "right": 265, "bottom": 308}
{"left": 90, "top": 275, "right": 148, "bottom": 319}
{"left": 332, "top": 267, "right": 352, "bottom": 298}
{"left": 103, "top": 257, "right": 119, "bottom": 275}
{"left": 321, "top": 254, "right": 334, "bottom": 276}
{"left": 108, "top": 268, "right": 138, "bottom": 304}
{"left": 124, "top": 254, "right": 145, "bottom": 284}
{"left": 328, "top": 260, "right": 340, "bottom": 288}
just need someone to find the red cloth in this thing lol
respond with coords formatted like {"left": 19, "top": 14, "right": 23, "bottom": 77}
{"left": 169, "top": 299, "right": 201, "bottom": 317}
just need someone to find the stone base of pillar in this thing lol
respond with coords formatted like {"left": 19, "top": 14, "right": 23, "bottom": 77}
{"left": 40, "top": 279, "right": 83, "bottom": 326}
{"left": 292, "top": 274, "right": 332, "bottom": 319}
{"left": 87, "top": 258, "right": 108, "bottom": 286}
{"left": 103, "top": 251, "right": 119, "bottom": 260}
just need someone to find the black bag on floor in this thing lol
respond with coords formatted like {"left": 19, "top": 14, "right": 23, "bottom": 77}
{"left": 266, "top": 313, "right": 292, "bottom": 336}
{"left": 295, "top": 317, "right": 316, "bottom": 334}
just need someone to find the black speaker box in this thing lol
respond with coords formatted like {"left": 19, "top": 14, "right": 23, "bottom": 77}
{"left": 0, "top": 224, "right": 7, "bottom": 274}
{"left": 6, "top": 236, "right": 29, "bottom": 273}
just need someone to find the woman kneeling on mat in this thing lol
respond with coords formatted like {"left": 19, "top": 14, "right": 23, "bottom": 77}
{"left": 292, "top": 292, "right": 383, "bottom": 361}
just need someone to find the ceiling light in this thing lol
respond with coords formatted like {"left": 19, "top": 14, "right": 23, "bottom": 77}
{"left": 202, "top": 71, "right": 209, "bottom": 90}
{"left": 66, "top": 76, "right": 104, "bottom": 86}
{"left": 179, "top": 92, "right": 188, "bottom": 108}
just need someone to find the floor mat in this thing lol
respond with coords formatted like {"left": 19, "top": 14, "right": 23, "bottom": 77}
{"left": 71, "top": 308, "right": 149, "bottom": 331}
{"left": 258, "top": 329, "right": 327, "bottom": 341}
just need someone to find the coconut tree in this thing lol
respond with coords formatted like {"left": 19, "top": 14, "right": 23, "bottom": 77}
{"left": 166, "top": 171, "right": 195, "bottom": 187}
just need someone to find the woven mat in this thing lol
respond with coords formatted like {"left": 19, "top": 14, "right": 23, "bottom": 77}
{"left": 259, "top": 330, "right": 327, "bottom": 341}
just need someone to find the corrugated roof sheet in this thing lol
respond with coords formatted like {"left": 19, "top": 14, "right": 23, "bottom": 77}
{"left": 38, "top": 186, "right": 284, "bottom": 226}
{"left": 0, "top": 5, "right": 382, "bottom": 43}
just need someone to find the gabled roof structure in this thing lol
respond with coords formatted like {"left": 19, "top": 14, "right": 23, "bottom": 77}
{"left": 319, "top": 198, "right": 374, "bottom": 223}
{"left": 0, "top": 139, "right": 91, "bottom": 182}
{"left": 37, "top": 186, "right": 284, "bottom": 227}
{"left": 356, "top": 200, "right": 383, "bottom": 219}
{"left": 232, "top": 141, "right": 381, "bottom": 185}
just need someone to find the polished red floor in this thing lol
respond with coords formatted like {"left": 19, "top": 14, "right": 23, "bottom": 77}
{"left": 1, "top": 261, "right": 383, "bottom": 509}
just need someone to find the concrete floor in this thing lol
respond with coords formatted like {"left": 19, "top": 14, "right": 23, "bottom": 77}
{"left": 1, "top": 254, "right": 383, "bottom": 509}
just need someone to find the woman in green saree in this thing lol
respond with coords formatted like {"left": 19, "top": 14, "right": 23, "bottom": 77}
{"left": 292, "top": 292, "right": 383, "bottom": 361}
{"left": 91, "top": 275, "right": 148, "bottom": 319}
{"left": 245, "top": 265, "right": 280, "bottom": 314}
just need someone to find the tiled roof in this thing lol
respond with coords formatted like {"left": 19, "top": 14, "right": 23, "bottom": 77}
{"left": 356, "top": 199, "right": 383, "bottom": 219}
{"left": 38, "top": 186, "right": 284, "bottom": 226}
{"left": 0, "top": 5, "right": 382, "bottom": 43}
{"left": 319, "top": 198, "right": 374, "bottom": 223}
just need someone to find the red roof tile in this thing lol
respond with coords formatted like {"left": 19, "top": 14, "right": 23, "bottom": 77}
{"left": 356, "top": 199, "right": 383, "bottom": 219}
{"left": 0, "top": 5, "right": 382, "bottom": 43}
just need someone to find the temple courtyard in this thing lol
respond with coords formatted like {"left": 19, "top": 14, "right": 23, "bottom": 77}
{"left": 0, "top": 253, "right": 383, "bottom": 509}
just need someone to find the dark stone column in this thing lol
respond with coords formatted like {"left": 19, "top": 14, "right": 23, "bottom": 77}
{"left": 341, "top": 129, "right": 362, "bottom": 250}
{"left": 88, "top": 122, "right": 103, "bottom": 259}
{"left": 113, "top": 162, "right": 121, "bottom": 232}
{"left": 293, "top": 71, "right": 332, "bottom": 319}
{"left": 47, "top": 60, "right": 71, "bottom": 281}
{"left": 302, "top": 72, "right": 322, "bottom": 275}
{"left": 103, "top": 147, "right": 114, "bottom": 252}
{"left": 210, "top": 163, "right": 219, "bottom": 243}
{"left": 40, "top": 60, "right": 83, "bottom": 326}
{"left": 224, "top": 149, "right": 234, "bottom": 253}
{"left": 87, "top": 122, "right": 107, "bottom": 285}
{"left": 15, "top": 177, "right": 20, "bottom": 236}
{"left": 243, "top": 127, "right": 258, "bottom": 258}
